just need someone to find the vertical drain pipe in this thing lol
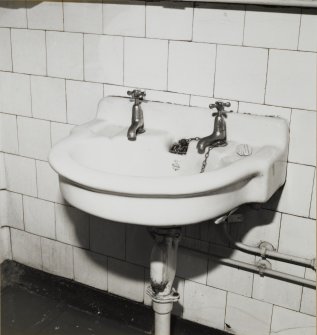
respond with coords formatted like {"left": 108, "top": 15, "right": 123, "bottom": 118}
{"left": 147, "top": 228, "right": 181, "bottom": 335}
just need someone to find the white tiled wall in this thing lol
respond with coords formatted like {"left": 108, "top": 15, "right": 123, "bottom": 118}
{"left": 0, "top": 2, "right": 316, "bottom": 334}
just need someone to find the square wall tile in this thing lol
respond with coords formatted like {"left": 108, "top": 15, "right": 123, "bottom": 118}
{"left": 36, "top": 161, "right": 64, "bottom": 204}
{"left": 301, "top": 286, "right": 316, "bottom": 316}
{"left": 252, "top": 259, "right": 304, "bottom": 310}
{"left": 0, "top": 1, "right": 27, "bottom": 28}
{"left": 108, "top": 258, "right": 144, "bottom": 302}
{"left": 279, "top": 214, "right": 315, "bottom": 259}
{"left": 55, "top": 204, "right": 89, "bottom": 248}
{"left": 225, "top": 293, "right": 272, "bottom": 335}
{"left": 51, "top": 122, "right": 74, "bottom": 145}
{"left": 5, "top": 154, "right": 37, "bottom": 197}
{"left": 74, "top": 247, "right": 108, "bottom": 291}
{"left": 66, "top": 80, "right": 103, "bottom": 125}
{"left": 17, "top": 117, "right": 51, "bottom": 160}
{"left": 84, "top": 34, "right": 123, "bottom": 85}
{"left": 31, "top": 76, "right": 66, "bottom": 122}
{"left": 64, "top": 0, "right": 102, "bottom": 34}
{"left": 146, "top": 2, "right": 193, "bottom": 41}
{"left": 298, "top": 9, "right": 317, "bottom": 52}
{"left": 90, "top": 216, "right": 125, "bottom": 260}
{"left": 103, "top": 1, "right": 145, "bottom": 37}
{"left": 27, "top": 1, "right": 63, "bottom": 31}
{"left": 230, "top": 207, "right": 281, "bottom": 248}
{"left": 0, "top": 28, "right": 12, "bottom": 71}
{"left": 238, "top": 102, "right": 291, "bottom": 124}
{"left": 183, "top": 280, "right": 226, "bottom": 330}
{"left": 215, "top": 45, "right": 268, "bottom": 104}
{"left": 310, "top": 172, "right": 316, "bottom": 219}
{"left": 103, "top": 84, "right": 132, "bottom": 97}
{"left": 47, "top": 31, "right": 83, "bottom": 80}
{"left": 146, "top": 90, "right": 190, "bottom": 105}
{"left": 23, "top": 196, "right": 55, "bottom": 239}
{"left": 0, "top": 113, "right": 18, "bottom": 154}
{"left": 11, "top": 228, "right": 42, "bottom": 270}
{"left": 126, "top": 224, "right": 153, "bottom": 267}
{"left": 244, "top": 6, "right": 300, "bottom": 50}
{"left": 207, "top": 247, "right": 254, "bottom": 297}
{"left": 271, "top": 306, "right": 316, "bottom": 335}
{"left": 193, "top": 3, "right": 244, "bottom": 45}
{"left": 124, "top": 37, "right": 168, "bottom": 90}
{"left": 2, "top": 191, "right": 23, "bottom": 229}
{"left": 41, "top": 237, "right": 74, "bottom": 279}
{"left": 168, "top": 41, "right": 216, "bottom": 96}
{"left": 0, "top": 72, "right": 31, "bottom": 116}
{"left": 11, "top": 29, "right": 46, "bottom": 75}
{"left": 289, "top": 109, "right": 316, "bottom": 166}
{"left": 177, "top": 247, "right": 208, "bottom": 285}
{"left": 266, "top": 50, "right": 316, "bottom": 111}
{"left": 0, "top": 227, "right": 12, "bottom": 262}
{"left": 266, "top": 163, "right": 315, "bottom": 217}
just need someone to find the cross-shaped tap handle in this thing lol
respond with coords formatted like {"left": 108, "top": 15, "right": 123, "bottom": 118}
{"left": 127, "top": 90, "right": 146, "bottom": 101}
{"left": 210, "top": 101, "right": 233, "bottom": 118}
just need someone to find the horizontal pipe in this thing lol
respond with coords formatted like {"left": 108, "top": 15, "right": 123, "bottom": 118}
{"left": 179, "top": 246, "right": 316, "bottom": 289}
{"left": 222, "top": 223, "right": 316, "bottom": 270}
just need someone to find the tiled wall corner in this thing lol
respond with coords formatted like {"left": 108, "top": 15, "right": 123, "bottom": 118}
{"left": 11, "top": 228, "right": 42, "bottom": 270}
{"left": 0, "top": 226, "right": 12, "bottom": 263}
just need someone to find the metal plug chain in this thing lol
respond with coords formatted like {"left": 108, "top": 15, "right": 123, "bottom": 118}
{"left": 170, "top": 137, "right": 214, "bottom": 173}
{"left": 200, "top": 146, "right": 214, "bottom": 173}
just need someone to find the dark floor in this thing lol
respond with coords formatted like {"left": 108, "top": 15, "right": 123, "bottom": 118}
{"left": 1, "top": 261, "right": 228, "bottom": 335}
{"left": 1, "top": 285, "right": 146, "bottom": 335}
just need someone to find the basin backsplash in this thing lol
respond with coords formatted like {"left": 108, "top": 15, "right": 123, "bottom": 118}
{"left": 0, "top": 1, "right": 316, "bottom": 334}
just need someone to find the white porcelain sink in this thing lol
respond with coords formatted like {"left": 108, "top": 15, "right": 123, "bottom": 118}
{"left": 49, "top": 97, "right": 289, "bottom": 226}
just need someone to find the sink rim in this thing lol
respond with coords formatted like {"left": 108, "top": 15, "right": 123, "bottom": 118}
{"left": 49, "top": 133, "right": 281, "bottom": 197}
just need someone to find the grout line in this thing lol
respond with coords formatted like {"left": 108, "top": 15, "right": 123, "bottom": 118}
{"left": 9, "top": 28, "right": 13, "bottom": 72}
{"left": 0, "top": 68, "right": 316, "bottom": 113}
{"left": 166, "top": 40, "right": 170, "bottom": 90}
{"left": 3, "top": 26, "right": 317, "bottom": 54}
{"left": 191, "top": 2, "right": 195, "bottom": 42}
{"left": 122, "top": 37, "right": 125, "bottom": 86}
{"left": 241, "top": 5, "right": 247, "bottom": 46}
{"left": 263, "top": 48, "right": 270, "bottom": 105}
{"left": 62, "top": 0, "right": 65, "bottom": 32}
{"left": 308, "top": 168, "right": 316, "bottom": 218}
{"left": 212, "top": 44, "right": 218, "bottom": 98}
{"left": 268, "top": 304, "right": 274, "bottom": 333}
{"left": 223, "top": 291, "right": 228, "bottom": 331}
{"left": 296, "top": 8, "right": 303, "bottom": 51}
{"left": 21, "top": 194, "right": 25, "bottom": 231}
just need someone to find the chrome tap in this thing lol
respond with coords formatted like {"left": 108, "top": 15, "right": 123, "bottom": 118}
{"left": 127, "top": 89, "right": 146, "bottom": 141}
{"left": 197, "top": 101, "right": 232, "bottom": 154}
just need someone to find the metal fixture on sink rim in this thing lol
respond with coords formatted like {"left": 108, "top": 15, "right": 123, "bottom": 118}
{"left": 127, "top": 89, "right": 146, "bottom": 141}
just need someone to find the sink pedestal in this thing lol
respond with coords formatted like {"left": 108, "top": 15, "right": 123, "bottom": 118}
{"left": 147, "top": 228, "right": 181, "bottom": 335}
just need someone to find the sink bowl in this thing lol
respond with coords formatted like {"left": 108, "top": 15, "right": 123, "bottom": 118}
{"left": 49, "top": 96, "right": 289, "bottom": 226}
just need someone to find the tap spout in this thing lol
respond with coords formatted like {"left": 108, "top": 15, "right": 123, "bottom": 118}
{"left": 197, "top": 114, "right": 227, "bottom": 154}
{"left": 127, "top": 120, "right": 145, "bottom": 141}
{"left": 127, "top": 90, "right": 146, "bottom": 141}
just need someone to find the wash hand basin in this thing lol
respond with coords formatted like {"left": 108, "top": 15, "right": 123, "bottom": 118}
{"left": 49, "top": 96, "right": 289, "bottom": 226}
